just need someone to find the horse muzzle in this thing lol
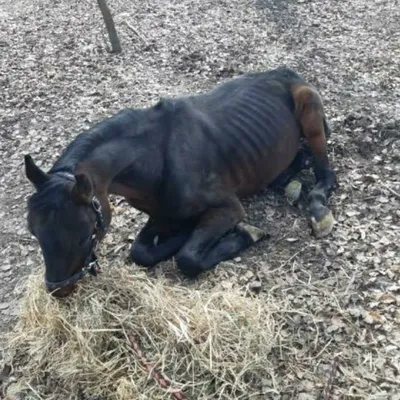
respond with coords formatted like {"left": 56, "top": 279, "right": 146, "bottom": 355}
{"left": 47, "top": 282, "right": 77, "bottom": 298}
{"left": 45, "top": 254, "right": 101, "bottom": 298}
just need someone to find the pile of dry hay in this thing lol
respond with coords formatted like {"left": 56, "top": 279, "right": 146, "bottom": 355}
{"left": 4, "top": 262, "right": 286, "bottom": 400}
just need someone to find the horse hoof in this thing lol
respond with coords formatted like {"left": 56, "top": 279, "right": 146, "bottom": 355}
{"left": 238, "top": 223, "right": 267, "bottom": 243}
{"left": 310, "top": 205, "right": 335, "bottom": 238}
{"left": 285, "top": 180, "right": 302, "bottom": 204}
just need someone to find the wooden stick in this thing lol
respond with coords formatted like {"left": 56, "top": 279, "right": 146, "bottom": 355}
{"left": 382, "top": 184, "right": 400, "bottom": 199}
{"left": 97, "top": 0, "right": 122, "bottom": 53}
{"left": 323, "top": 356, "right": 338, "bottom": 400}
{"left": 123, "top": 20, "right": 147, "bottom": 45}
{"left": 127, "top": 333, "right": 187, "bottom": 400}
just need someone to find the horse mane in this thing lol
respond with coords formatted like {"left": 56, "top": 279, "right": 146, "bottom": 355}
{"left": 49, "top": 108, "right": 142, "bottom": 174}
{"left": 28, "top": 107, "right": 157, "bottom": 213}
{"left": 27, "top": 117, "right": 125, "bottom": 213}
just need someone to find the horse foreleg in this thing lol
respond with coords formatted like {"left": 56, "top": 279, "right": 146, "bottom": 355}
{"left": 175, "top": 197, "right": 265, "bottom": 277}
{"left": 130, "top": 218, "right": 193, "bottom": 267}
{"left": 291, "top": 84, "right": 337, "bottom": 238}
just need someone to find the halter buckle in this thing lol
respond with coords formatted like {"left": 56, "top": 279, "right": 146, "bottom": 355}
{"left": 92, "top": 197, "right": 102, "bottom": 212}
{"left": 87, "top": 257, "right": 101, "bottom": 277}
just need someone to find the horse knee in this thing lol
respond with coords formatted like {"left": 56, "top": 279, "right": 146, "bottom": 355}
{"left": 130, "top": 242, "right": 155, "bottom": 267}
{"left": 175, "top": 249, "right": 204, "bottom": 277}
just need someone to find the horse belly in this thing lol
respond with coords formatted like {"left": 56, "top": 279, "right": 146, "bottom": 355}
{"left": 258, "top": 123, "right": 300, "bottom": 184}
{"left": 224, "top": 111, "right": 301, "bottom": 197}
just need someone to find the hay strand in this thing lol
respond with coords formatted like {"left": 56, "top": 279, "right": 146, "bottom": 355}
{"left": 4, "top": 263, "right": 280, "bottom": 400}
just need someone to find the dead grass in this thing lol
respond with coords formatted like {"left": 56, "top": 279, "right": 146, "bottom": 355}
{"left": 4, "top": 252, "right": 399, "bottom": 399}
{"left": 5, "top": 262, "right": 284, "bottom": 400}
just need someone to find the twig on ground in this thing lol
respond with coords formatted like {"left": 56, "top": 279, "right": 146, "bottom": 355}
{"left": 269, "top": 245, "right": 309, "bottom": 273}
{"left": 323, "top": 356, "right": 338, "bottom": 400}
{"left": 26, "top": 382, "right": 44, "bottom": 400}
{"left": 126, "top": 331, "right": 187, "bottom": 400}
{"left": 382, "top": 184, "right": 400, "bottom": 199}
{"left": 122, "top": 21, "right": 147, "bottom": 45}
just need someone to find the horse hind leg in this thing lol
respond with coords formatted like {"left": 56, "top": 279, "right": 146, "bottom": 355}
{"left": 291, "top": 83, "right": 337, "bottom": 238}
{"left": 269, "top": 145, "right": 313, "bottom": 204}
{"left": 269, "top": 146, "right": 312, "bottom": 189}
{"left": 175, "top": 197, "right": 266, "bottom": 277}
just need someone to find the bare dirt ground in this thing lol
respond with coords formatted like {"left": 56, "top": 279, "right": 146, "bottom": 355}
{"left": 0, "top": 0, "right": 399, "bottom": 398}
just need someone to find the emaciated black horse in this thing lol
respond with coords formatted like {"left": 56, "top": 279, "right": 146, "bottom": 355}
{"left": 25, "top": 67, "right": 336, "bottom": 297}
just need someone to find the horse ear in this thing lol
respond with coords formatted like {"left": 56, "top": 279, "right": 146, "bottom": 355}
{"left": 24, "top": 154, "right": 49, "bottom": 189}
{"left": 71, "top": 173, "right": 93, "bottom": 205}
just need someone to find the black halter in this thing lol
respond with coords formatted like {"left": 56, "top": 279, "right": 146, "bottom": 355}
{"left": 45, "top": 173, "right": 106, "bottom": 292}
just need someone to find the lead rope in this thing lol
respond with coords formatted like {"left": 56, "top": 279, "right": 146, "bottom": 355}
{"left": 127, "top": 334, "right": 187, "bottom": 400}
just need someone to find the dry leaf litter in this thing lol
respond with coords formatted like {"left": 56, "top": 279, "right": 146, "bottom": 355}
{"left": 0, "top": 0, "right": 399, "bottom": 399}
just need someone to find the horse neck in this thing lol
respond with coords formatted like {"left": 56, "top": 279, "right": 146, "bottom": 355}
{"left": 76, "top": 136, "right": 153, "bottom": 193}
{"left": 50, "top": 109, "right": 161, "bottom": 196}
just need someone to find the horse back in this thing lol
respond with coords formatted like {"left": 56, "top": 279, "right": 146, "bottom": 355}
{"left": 160, "top": 68, "right": 304, "bottom": 216}
{"left": 194, "top": 69, "right": 303, "bottom": 188}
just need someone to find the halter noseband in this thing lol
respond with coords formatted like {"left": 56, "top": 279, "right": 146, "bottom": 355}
{"left": 45, "top": 172, "right": 106, "bottom": 293}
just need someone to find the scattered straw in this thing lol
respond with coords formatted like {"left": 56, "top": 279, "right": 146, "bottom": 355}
{"left": 4, "top": 264, "right": 280, "bottom": 400}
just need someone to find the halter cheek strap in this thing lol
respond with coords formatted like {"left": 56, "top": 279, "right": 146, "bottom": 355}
{"left": 45, "top": 172, "right": 106, "bottom": 292}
